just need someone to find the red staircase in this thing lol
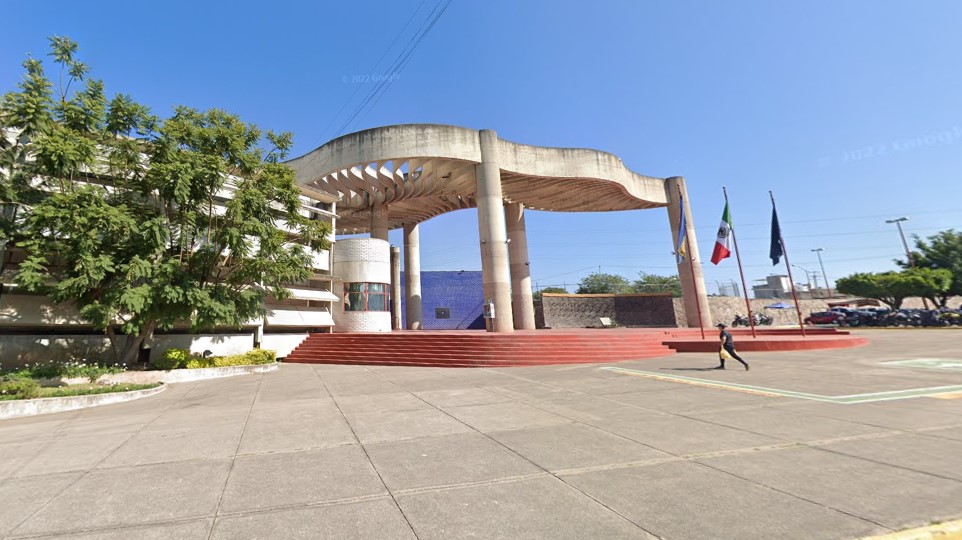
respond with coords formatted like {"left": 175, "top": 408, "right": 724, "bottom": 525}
{"left": 283, "top": 329, "right": 676, "bottom": 368}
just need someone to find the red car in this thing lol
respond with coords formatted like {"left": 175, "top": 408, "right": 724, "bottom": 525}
{"left": 804, "top": 311, "right": 848, "bottom": 325}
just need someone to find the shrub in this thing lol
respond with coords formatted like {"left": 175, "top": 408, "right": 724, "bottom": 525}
{"left": 0, "top": 378, "right": 41, "bottom": 399}
{"left": 1, "top": 361, "right": 125, "bottom": 382}
{"left": 184, "top": 357, "right": 215, "bottom": 369}
{"left": 154, "top": 349, "right": 192, "bottom": 370}
{"left": 244, "top": 350, "right": 277, "bottom": 364}
{"left": 208, "top": 350, "right": 277, "bottom": 368}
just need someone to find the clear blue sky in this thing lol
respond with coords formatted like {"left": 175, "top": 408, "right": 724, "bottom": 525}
{"left": 3, "top": 0, "right": 960, "bottom": 295}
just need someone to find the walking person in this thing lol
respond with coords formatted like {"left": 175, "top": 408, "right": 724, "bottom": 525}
{"left": 715, "top": 323, "right": 749, "bottom": 371}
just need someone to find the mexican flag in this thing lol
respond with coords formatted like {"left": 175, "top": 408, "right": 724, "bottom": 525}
{"left": 710, "top": 203, "right": 733, "bottom": 265}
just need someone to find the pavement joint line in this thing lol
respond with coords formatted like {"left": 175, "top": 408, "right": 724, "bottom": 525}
{"left": 368, "top": 366, "right": 662, "bottom": 538}
{"left": 4, "top": 516, "right": 215, "bottom": 540}
{"left": 207, "top": 372, "right": 265, "bottom": 540}
{"left": 6, "top": 381, "right": 204, "bottom": 538}
{"left": 391, "top": 472, "right": 553, "bottom": 496}
{"left": 600, "top": 367, "right": 962, "bottom": 404}
{"left": 212, "top": 492, "right": 395, "bottom": 519}
{"left": 310, "top": 365, "right": 423, "bottom": 540}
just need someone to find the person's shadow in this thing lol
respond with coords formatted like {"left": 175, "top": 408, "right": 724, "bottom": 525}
{"left": 661, "top": 367, "right": 719, "bottom": 371}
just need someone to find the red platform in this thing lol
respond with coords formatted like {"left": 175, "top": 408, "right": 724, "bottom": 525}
{"left": 283, "top": 327, "right": 867, "bottom": 368}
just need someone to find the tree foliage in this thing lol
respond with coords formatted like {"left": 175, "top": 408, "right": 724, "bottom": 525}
{"left": 575, "top": 271, "right": 680, "bottom": 295}
{"left": 897, "top": 229, "right": 962, "bottom": 307}
{"left": 835, "top": 269, "right": 953, "bottom": 310}
{"left": 532, "top": 286, "right": 567, "bottom": 301}
{"left": 576, "top": 272, "right": 633, "bottom": 294}
{"left": 632, "top": 272, "right": 682, "bottom": 297}
{"left": 1, "top": 37, "right": 331, "bottom": 363}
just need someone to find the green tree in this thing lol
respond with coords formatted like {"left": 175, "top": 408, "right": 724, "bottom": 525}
{"left": 835, "top": 269, "right": 952, "bottom": 310}
{"left": 897, "top": 229, "right": 962, "bottom": 307}
{"left": 631, "top": 272, "right": 682, "bottom": 297}
{"left": 1, "top": 37, "right": 331, "bottom": 364}
{"left": 576, "top": 272, "right": 632, "bottom": 294}
{"left": 532, "top": 286, "right": 567, "bottom": 301}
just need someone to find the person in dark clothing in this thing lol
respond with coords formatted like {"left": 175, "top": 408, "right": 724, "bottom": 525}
{"left": 715, "top": 323, "right": 749, "bottom": 370}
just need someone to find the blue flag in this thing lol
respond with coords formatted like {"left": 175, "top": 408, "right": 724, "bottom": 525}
{"left": 770, "top": 206, "right": 783, "bottom": 265}
{"left": 675, "top": 195, "right": 687, "bottom": 263}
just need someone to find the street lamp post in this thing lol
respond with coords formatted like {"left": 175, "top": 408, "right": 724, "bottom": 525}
{"left": 811, "top": 248, "right": 831, "bottom": 298}
{"left": 885, "top": 217, "right": 929, "bottom": 309}
{"left": 792, "top": 264, "right": 814, "bottom": 296}
{"left": 885, "top": 217, "right": 915, "bottom": 266}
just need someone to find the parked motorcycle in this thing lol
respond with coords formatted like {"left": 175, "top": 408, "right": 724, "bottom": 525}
{"left": 732, "top": 313, "right": 773, "bottom": 326}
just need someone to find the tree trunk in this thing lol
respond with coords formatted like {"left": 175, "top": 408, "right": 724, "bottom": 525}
{"left": 106, "top": 322, "right": 156, "bottom": 366}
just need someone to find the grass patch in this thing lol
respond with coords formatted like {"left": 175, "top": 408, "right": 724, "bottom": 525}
{"left": 0, "top": 382, "right": 160, "bottom": 401}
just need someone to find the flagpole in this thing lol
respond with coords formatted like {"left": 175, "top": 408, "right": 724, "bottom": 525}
{"left": 769, "top": 191, "right": 807, "bottom": 337}
{"left": 677, "top": 186, "right": 706, "bottom": 340}
{"left": 723, "top": 187, "right": 756, "bottom": 338}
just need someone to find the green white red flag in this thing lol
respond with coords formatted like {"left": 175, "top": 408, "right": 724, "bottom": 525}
{"left": 710, "top": 203, "right": 732, "bottom": 265}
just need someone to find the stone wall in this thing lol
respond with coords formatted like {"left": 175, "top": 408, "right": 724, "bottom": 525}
{"left": 540, "top": 293, "right": 677, "bottom": 328}
{"left": 536, "top": 293, "right": 962, "bottom": 330}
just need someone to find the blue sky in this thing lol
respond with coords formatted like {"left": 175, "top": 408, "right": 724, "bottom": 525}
{"left": 3, "top": 1, "right": 960, "bottom": 295}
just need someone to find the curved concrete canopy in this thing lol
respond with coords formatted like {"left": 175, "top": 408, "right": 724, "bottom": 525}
{"left": 286, "top": 124, "right": 669, "bottom": 234}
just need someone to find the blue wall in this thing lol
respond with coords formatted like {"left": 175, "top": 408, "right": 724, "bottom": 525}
{"left": 400, "top": 271, "right": 485, "bottom": 330}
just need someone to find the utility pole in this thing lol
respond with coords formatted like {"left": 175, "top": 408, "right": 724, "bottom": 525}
{"left": 886, "top": 217, "right": 928, "bottom": 308}
{"left": 811, "top": 248, "right": 831, "bottom": 298}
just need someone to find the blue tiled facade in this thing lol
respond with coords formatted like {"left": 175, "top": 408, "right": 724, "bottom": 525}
{"left": 400, "top": 271, "right": 485, "bottom": 330}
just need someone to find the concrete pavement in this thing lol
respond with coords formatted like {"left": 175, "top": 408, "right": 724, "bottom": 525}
{"left": 2, "top": 329, "right": 962, "bottom": 539}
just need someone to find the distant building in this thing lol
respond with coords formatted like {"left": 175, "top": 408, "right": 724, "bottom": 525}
{"left": 752, "top": 275, "right": 792, "bottom": 299}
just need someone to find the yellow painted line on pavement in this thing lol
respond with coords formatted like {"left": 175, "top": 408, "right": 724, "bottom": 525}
{"left": 930, "top": 392, "right": 962, "bottom": 400}
{"left": 610, "top": 369, "right": 784, "bottom": 398}
{"left": 858, "top": 518, "right": 962, "bottom": 539}
{"left": 602, "top": 367, "right": 962, "bottom": 404}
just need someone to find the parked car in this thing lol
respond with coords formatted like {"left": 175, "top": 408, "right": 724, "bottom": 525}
{"left": 804, "top": 311, "right": 848, "bottom": 325}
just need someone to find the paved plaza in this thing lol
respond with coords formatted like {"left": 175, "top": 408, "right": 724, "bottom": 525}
{"left": 2, "top": 329, "right": 962, "bottom": 539}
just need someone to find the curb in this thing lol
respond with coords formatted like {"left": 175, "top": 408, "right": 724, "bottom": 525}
{"left": 103, "top": 362, "right": 280, "bottom": 384}
{"left": 0, "top": 385, "right": 166, "bottom": 420}
{"left": 0, "top": 363, "right": 279, "bottom": 421}
{"left": 860, "top": 519, "right": 962, "bottom": 540}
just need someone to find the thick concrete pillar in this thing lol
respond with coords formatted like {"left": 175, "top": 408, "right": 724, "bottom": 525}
{"left": 475, "top": 130, "right": 514, "bottom": 332}
{"left": 390, "top": 246, "right": 401, "bottom": 330}
{"left": 403, "top": 223, "right": 423, "bottom": 330}
{"left": 370, "top": 198, "right": 389, "bottom": 241}
{"left": 665, "top": 176, "right": 713, "bottom": 328}
{"left": 505, "top": 202, "right": 535, "bottom": 330}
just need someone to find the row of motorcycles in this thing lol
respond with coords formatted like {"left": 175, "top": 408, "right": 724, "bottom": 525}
{"left": 731, "top": 313, "right": 773, "bottom": 326}
{"left": 855, "top": 309, "right": 962, "bottom": 327}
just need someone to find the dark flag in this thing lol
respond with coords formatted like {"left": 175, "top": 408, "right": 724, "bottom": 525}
{"left": 770, "top": 207, "right": 783, "bottom": 265}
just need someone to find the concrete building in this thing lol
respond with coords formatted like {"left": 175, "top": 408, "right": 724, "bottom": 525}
{"left": 1, "top": 123, "right": 711, "bottom": 361}
{"left": 0, "top": 181, "right": 340, "bottom": 362}
{"left": 287, "top": 124, "right": 712, "bottom": 333}
{"left": 752, "top": 275, "right": 793, "bottom": 299}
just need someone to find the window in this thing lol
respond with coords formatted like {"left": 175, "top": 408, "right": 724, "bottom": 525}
{"left": 344, "top": 282, "right": 390, "bottom": 312}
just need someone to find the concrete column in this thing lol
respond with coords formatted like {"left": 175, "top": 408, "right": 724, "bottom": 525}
{"left": 370, "top": 197, "right": 389, "bottom": 241}
{"left": 403, "top": 223, "right": 423, "bottom": 330}
{"left": 475, "top": 129, "right": 514, "bottom": 333}
{"left": 505, "top": 202, "right": 535, "bottom": 330}
{"left": 665, "top": 176, "right": 713, "bottom": 328}
{"left": 390, "top": 246, "right": 401, "bottom": 330}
